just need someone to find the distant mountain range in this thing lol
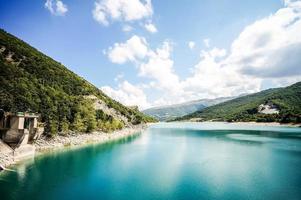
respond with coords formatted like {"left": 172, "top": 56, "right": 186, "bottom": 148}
{"left": 176, "top": 82, "right": 301, "bottom": 123}
{"left": 142, "top": 96, "right": 236, "bottom": 121}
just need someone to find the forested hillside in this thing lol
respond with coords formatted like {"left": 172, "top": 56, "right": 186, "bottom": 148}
{"left": 143, "top": 96, "right": 234, "bottom": 121}
{"left": 0, "top": 29, "right": 156, "bottom": 135}
{"left": 177, "top": 82, "right": 301, "bottom": 123}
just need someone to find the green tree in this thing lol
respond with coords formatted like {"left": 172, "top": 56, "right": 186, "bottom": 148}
{"left": 60, "top": 116, "right": 69, "bottom": 133}
{"left": 72, "top": 113, "right": 85, "bottom": 132}
{"left": 48, "top": 119, "right": 58, "bottom": 136}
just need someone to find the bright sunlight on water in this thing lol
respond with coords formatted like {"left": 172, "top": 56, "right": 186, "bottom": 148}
{"left": 1, "top": 122, "right": 301, "bottom": 200}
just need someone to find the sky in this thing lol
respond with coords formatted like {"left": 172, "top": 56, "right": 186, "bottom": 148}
{"left": 1, "top": 0, "right": 301, "bottom": 110}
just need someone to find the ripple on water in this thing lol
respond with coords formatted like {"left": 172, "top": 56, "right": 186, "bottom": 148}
{"left": 226, "top": 134, "right": 275, "bottom": 143}
{"left": 226, "top": 133, "right": 301, "bottom": 152}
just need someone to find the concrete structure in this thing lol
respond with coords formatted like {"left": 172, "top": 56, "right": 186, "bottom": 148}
{"left": 0, "top": 110, "right": 43, "bottom": 161}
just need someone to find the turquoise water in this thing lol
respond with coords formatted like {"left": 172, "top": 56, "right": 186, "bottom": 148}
{"left": 1, "top": 122, "right": 301, "bottom": 200}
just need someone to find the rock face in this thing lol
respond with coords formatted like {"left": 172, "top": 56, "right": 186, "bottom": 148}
{"left": 85, "top": 95, "right": 129, "bottom": 125}
{"left": 258, "top": 103, "right": 279, "bottom": 114}
{"left": 0, "top": 140, "right": 14, "bottom": 167}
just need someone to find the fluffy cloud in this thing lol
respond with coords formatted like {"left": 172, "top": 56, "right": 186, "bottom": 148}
{"left": 139, "top": 42, "right": 181, "bottom": 93}
{"left": 45, "top": 0, "right": 68, "bottom": 16}
{"left": 104, "top": 1, "right": 301, "bottom": 108}
{"left": 106, "top": 37, "right": 180, "bottom": 92}
{"left": 181, "top": 1, "right": 301, "bottom": 99}
{"left": 107, "top": 35, "right": 148, "bottom": 64}
{"left": 181, "top": 48, "right": 261, "bottom": 99}
{"left": 225, "top": 0, "right": 301, "bottom": 78}
{"left": 101, "top": 81, "right": 150, "bottom": 109}
{"left": 188, "top": 41, "right": 195, "bottom": 49}
{"left": 144, "top": 23, "right": 157, "bottom": 33}
{"left": 93, "top": 0, "right": 153, "bottom": 25}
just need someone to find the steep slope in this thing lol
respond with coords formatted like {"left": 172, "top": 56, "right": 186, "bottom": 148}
{"left": 0, "top": 29, "right": 156, "bottom": 135}
{"left": 177, "top": 82, "right": 301, "bottom": 123}
{"left": 143, "top": 96, "right": 235, "bottom": 121}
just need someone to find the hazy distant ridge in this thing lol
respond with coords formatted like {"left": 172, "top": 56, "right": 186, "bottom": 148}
{"left": 143, "top": 96, "right": 235, "bottom": 121}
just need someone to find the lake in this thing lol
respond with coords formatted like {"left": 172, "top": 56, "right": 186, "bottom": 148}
{"left": 1, "top": 122, "right": 301, "bottom": 200}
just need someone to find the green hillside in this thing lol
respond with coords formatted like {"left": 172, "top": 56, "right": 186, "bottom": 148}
{"left": 143, "top": 103, "right": 205, "bottom": 121}
{"left": 143, "top": 96, "right": 234, "bottom": 121}
{"left": 0, "top": 29, "right": 156, "bottom": 135}
{"left": 177, "top": 82, "right": 301, "bottom": 123}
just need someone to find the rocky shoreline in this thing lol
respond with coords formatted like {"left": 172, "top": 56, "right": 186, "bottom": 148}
{"left": 0, "top": 124, "right": 147, "bottom": 170}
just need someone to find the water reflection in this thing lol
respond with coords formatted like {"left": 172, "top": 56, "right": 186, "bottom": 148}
{"left": 1, "top": 124, "right": 301, "bottom": 200}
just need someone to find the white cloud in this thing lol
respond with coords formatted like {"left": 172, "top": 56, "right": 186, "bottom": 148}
{"left": 92, "top": 0, "right": 153, "bottom": 25}
{"left": 144, "top": 23, "right": 157, "bottom": 33}
{"left": 45, "top": 0, "right": 68, "bottom": 16}
{"left": 180, "top": 0, "right": 301, "bottom": 100}
{"left": 139, "top": 42, "right": 181, "bottom": 93}
{"left": 104, "top": 1, "right": 301, "bottom": 108}
{"left": 107, "top": 35, "right": 148, "bottom": 64}
{"left": 225, "top": 0, "right": 301, "bottom": 78}
{"left": 181, "top": 47, "right": 261, "bottom": 99}
{"left": 106, "top": 37, "right": 180, "bottom": 93}
{"left": 101, "top": 81, "right": 150, "bottom": 110}
{"left": 203, "top": 38, "right": 210, "bottom": 48}
{"left": 188, "top": 41, "right": 195, "bottom": 49}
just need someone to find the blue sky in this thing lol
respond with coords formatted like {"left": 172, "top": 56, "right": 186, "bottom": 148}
{"left": 1, "top": 0, "right": 301, "bottom": 109}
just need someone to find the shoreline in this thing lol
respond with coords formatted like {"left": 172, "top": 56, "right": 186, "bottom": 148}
{"left": 176, "top": 120, "right": 301, "bottom": 127}
{"left": 226, "top": 121, "right": 301, "bottom": 127}
{"left": 0, "top": 124, "right": 147, "bottom": 171}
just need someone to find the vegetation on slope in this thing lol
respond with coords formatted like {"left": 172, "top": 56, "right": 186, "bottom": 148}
{"left": 143, "top": 96, "right": 235, "bottom": 121}
{"left": 177, "top": 82, "right": 301, "bottom": 123}
{"left": 143, "top": 103, "right": 205, "bottom": 121}
{"left": 0, "top": 29, "right": 156, "bottom": 135}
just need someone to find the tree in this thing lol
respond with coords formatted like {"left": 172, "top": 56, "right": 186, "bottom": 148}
{"left": 48, "top": 119, "right": 58, "bottom": 136}
{"left": 72, "top": 113, "right": 85, "bottom": 132}
{"left": 60, "top": 116, "right": 69, "bottom": 133}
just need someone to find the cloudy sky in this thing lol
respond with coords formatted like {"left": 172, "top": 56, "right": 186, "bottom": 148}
{"left": 1, "top": 0, "right": 301, "bottom": 109}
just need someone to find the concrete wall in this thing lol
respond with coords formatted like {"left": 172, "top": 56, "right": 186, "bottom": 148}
{"left": 33, "top": 118, "right": 37, "bottom": 128}
{"left": 10, "top": 116, "right": 24, "bottom": 130}
{"left": 18, "top": 117, "right": 24, "bottom": 129}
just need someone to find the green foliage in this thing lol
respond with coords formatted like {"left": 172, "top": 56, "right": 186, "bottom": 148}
{"left": 48, "top": 118, "right": 58, "bottom": 136}
{"left": 178, "top": 82, "right": 301, "bottom": 123}
{"left": 0, "top": 29, "right": 157, "bottom": 135}
{"left": 72, "top": 113, "right": 85, "bottom": 132}
{"left": 143, "top": 103, "right": 206, "bottom": 121}
{"left": 97, "top": 118, "right": 124, "bottom": 133}
{"left": 60, "top": 116, "right": 69, "bottom": 133}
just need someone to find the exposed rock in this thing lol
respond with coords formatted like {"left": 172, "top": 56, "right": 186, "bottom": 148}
{"left": 85, "top": 95, "right": 129, "bottom": 125}
{"left": 258, "top": 103, "right": 279, "bottom": 114}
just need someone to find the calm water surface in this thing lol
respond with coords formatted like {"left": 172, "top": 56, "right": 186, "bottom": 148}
{"left": 1, "top": 122, "right": 301, "bottom": 200}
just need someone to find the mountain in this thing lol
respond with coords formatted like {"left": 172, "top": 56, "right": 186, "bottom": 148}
{"left": 0, "top": 29, "right": 156, "bottom": 135}
{"left": 177, "top": 82, "right": 301, "bottom": 123}
{"left": 143, "top": 96, "right": 235, "bottom": 121}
